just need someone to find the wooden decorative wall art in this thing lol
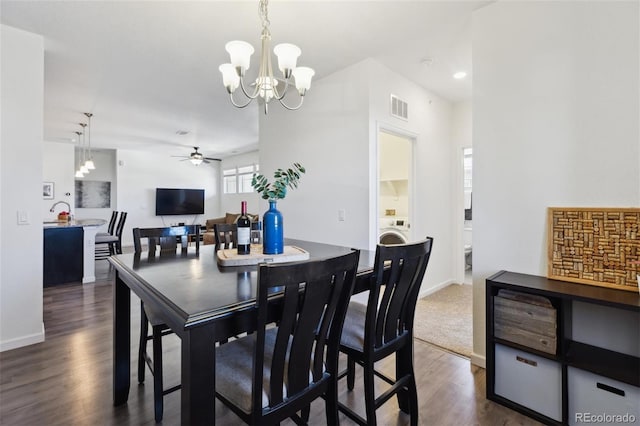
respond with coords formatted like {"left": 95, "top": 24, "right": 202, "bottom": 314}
{"left": 548, "top": 207, "right": 640, "bottom": 292}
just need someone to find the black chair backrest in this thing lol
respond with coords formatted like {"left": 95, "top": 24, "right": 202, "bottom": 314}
{"left": 132, "top": 225, "right": 200, "bottom": 255}
{"left": 115, "top": 212, "right": 127, "bottom": 238}
{"left": 365, "top": 237, "right": 433, "bottom": 351}
{"left": 213, "top": 223, "right": 236, "bottom": 249}
{"left": 253, "top": 250, "right": 360, "bottom": 419}
{"left": 107, "top": 210, "right": 118, "bottom": 234}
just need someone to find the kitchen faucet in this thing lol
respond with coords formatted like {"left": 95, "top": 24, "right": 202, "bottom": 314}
{"left": 49, "top": 201, "right": 71, "bottom": 214}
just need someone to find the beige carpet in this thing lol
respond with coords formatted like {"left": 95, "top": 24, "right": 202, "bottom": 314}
{"left": 413, "top": 284, "right": 472, "bottom": 357}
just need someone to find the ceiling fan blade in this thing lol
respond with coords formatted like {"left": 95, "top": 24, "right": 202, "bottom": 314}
{"left": 203, "top": 157, "right": 221, "bottom": 162}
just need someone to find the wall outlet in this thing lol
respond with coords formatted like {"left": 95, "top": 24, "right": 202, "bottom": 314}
{"left": 17, "top": 210, "right": 29, "bottom": 225}
{"left": 338, "top": 209, "right": 346, "bottom": 222}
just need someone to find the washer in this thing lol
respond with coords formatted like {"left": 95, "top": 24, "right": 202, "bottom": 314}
{"left": 379, "top": 228, "right": 408, "bottom": 244}
{"left": 379, "top": 217, "right": 410, "bottom": 244}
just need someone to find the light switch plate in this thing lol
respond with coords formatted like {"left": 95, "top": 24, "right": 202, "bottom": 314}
{"left": 338, "top": 209, "right": 346, "bottom": 221}
{"left": 17, "top": 210, "right": 29, "bottom": 225}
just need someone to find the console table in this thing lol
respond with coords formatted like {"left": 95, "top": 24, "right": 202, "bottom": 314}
{"left": 486, "top": 271, "right": 640, "bottom": 425}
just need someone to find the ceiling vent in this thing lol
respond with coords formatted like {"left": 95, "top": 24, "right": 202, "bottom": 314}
{"left": 390, "top": 95, "right": 408, "bottom": 120}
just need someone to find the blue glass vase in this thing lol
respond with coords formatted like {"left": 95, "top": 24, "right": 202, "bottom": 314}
{"left": 263, "top": 200, "right": 283, "bottom": 254}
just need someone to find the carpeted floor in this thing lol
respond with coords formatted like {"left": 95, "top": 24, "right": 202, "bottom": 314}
{"left": 413, "top": 283, "right": 473, "bottom": 357}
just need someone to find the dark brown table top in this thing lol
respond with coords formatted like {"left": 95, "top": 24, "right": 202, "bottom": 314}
{"left": 109, "top": 239, "right": 375, "bottom": 331}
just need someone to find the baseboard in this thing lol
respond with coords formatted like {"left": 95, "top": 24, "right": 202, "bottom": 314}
{"left": 0, "top": 323, "right": 45, "bottom": 352}
{"left": 470, "top": 352, "right": 486, "bottom": 368}
{"left": 419, "top": 279, "right": 455, "bottom": 298}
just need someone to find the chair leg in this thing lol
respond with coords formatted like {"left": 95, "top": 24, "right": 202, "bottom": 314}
{"left": 301, "top": 405, "right": 310, "bottom": 423}
{"left": 395, "top": 345, "right": 414, "bottom": 414}
{"left": 152, "top": 325, "right": 164, "bottom": 423}
{"left": 363, "top": 360, "right": 377, "bottom": 426}
{"left": 138, "top": 304, "right": 148, "bottom": 384}
{"left": 324, "top": 381, "right": 339, "bottom": 426}
{"left": 407, "top": 374, "right": 419, "bottom": 426}
{"left": 347, "top": 355, "right": 355, "bottom": 390}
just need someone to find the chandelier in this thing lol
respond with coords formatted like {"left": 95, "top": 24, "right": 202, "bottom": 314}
{"left": 219, "top": 0, "right": 315, "bottom": 114}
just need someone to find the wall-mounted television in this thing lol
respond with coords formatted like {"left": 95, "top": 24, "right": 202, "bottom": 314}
{"left": 155, "top": 188, "right": 205, "bottom": 216}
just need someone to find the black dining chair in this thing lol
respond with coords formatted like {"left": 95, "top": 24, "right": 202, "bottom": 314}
{"left": 133, "top": 225, "right": 200, "bottom": 422}
{"left": 95, "top": 211, "right": 127, "bottom": 259}
{"left": 213, "top": 223, "right": 237, "bottom": 249}
{"left": 214, "top": 250, "right": 360, "bottom": 426}
{"left": 337, "top": 237, "right": 434, "bottom": 426}
{"left": 213, "top": 222, "right": 261, "bottom": 250}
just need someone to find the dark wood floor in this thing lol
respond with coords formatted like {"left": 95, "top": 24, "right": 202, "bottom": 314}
{"left": 0, "top": 261, "right": 541, "bottom": 426}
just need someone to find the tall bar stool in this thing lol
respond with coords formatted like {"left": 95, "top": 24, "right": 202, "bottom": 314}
{"left": 95, "top": 212, "right": 127, "bottom": 259}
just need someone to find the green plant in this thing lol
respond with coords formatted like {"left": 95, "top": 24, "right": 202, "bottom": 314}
{"left": 251, "top": 163, "right": 306, "bottom": 200}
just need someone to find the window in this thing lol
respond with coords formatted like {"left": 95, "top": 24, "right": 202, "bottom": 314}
{"left": 223, "top": 164, "right": 260, "bottom": 194}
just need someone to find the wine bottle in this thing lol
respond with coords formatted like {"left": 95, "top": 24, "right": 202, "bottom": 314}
{"left": 237, "top": 201, "right": 251, "bottom": 255}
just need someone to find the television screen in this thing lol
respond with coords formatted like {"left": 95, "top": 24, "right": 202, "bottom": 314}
{"left": 155, "top": 188, "right": 205, "bottom": 216}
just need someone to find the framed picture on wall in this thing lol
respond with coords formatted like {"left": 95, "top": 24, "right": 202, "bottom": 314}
{"left": 43, "top": 182, "right": 54, "bottom": 199}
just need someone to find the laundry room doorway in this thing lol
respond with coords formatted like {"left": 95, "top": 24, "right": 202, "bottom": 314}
{"left": 378, "top": 128, "right": 414, "bottom": 245}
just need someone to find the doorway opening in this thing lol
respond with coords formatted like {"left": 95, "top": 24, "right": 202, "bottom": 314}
{"left": 377, "top": 129, "right": 413, "bottom": 245}
{"left": 463, "top": 147, "right": 472, "bottom": 284}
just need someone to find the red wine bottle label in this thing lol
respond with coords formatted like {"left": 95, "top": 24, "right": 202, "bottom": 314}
{"left": 237, "top": 227, "right": 250, "bottom": 246}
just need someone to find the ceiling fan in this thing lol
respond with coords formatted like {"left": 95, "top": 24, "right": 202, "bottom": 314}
{"left": 171, "top": 147, "right": 220, "bottom": 166}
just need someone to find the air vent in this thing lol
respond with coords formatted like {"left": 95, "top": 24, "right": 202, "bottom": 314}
{"left": 390, "top": 95, "right": 408, "bottom": 120}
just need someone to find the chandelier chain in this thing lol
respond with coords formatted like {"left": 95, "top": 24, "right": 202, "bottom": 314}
{"left": 259, "top": 0, "right": 270, "bottom": 36}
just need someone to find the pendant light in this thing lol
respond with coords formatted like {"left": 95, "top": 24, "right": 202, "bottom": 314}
{"left": 79, "top": 123, "right": 89, "bottom": 174}
{"left": 74, "top": 131, "right": 85, "bottom": 178}
{"left": 83, "top": 112, "right": 95, "bottom": 170}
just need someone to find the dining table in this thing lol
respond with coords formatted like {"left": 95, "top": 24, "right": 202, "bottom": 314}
{"left": 110, "top": 239, "right": 375, "bottom": 425}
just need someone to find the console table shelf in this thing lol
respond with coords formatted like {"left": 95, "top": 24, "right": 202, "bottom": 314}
{"left": 486, "top": 271, "right": 640, "bottom": 425}
{"left": 564, "top": 340, "right": 640, "bottom": 387}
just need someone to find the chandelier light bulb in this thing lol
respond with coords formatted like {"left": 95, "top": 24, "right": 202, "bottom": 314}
{"left": 292, "top": 67, "right": 315, "bottom": 94}
{"left": 84, "top": 159, "right": 96, "bottom": 170}
{"left": 75, "top": 170, "right": 84, "bottom": 178}
{"left": 225, "top": 41, "right": 255, "bottom": 74}
{"left": 219, "top": 64, "right": 240, "bottom": 92}
{"left": 273, "top": 43, "right": 301, "bottom": 77}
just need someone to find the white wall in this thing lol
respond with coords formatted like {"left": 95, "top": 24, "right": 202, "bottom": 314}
{"left": 220, "top": 150, "right": 261, "bottom": 216}
{"left": 43, "top": 141, "right": 75, "bottom": 220}
{"left": 1, "top": 25, "right": 45, "bottom": 351}
{"left": 472, "top": 1, "right": 639, "bottom": 367}
{"left": 260, "top": 58, "right": 455, "bottom": 293}
{"left": 259, "top": 60, "right": 371, "bottom": 249}
{"left": 116, "top": 149, "right": 220, "bottom": 246}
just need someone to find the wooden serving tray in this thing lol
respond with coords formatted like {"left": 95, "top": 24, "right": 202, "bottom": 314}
{"left": 216, "top": 245, "right": 310, "bottom": 266}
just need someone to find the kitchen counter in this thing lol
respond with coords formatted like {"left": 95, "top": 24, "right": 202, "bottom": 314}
{"left": 43, "top": 218, "right": 107, "bottom": 285}
{"left": 43, "top": 218, "right": 107, "bottom": 228}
